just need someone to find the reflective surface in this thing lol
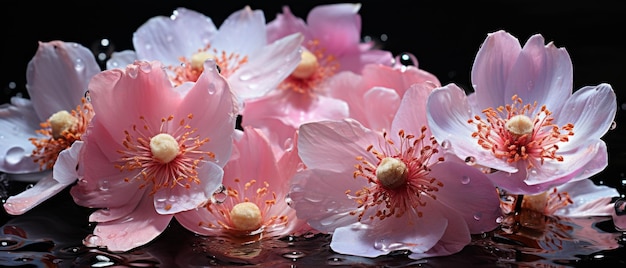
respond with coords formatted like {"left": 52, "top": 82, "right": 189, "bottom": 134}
{"left": 1, "top": 180, "right": 625, "bottom": 267}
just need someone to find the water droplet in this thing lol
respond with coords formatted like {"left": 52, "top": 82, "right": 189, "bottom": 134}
{"left": 5, "top": 147, "right": 25, "bottom": 166}
{"left": 284, "top": 194, "right": 293, "bottom": 206}
{"left": 98, "top": 180, "right": 109, "bottom": 191}
{"left": 74, "top": 58, "right": 85, "bottom": 72}
{"left": 84, "top": 90, "right": 91, "bottom": 102}
{"left": 326, "top": 257, "right": 344, "bottom": 265}
{"left": 211, "top": 184, "right": 227, "bottom": 204}
{"left": 207, "top": 83, "right": 216, "bottom": 95}
{"left": 461, "top": 176, "right": 470, "bottom": 184}
{"left": 441, "top": 140, "right": 451, "bottom": 150}
{"left": 496, "top": 216, "right": 504, "bottom": 223}
{"left": 473, "top": 212, "right": 482, "bottom": 221}
{"left": 464, "top": 156, "right": 476, "bottom": 166}
{"left": 282, "top": 251, "right": 305, "bottom": 260}
{"left": 283, "top": 138, "right": 293, "bottom": 151}
{"left": 610, "top": 121, "right": 617, "bottom": 130}
{"left": 8, "top": 81, "right": 16, "bottom": 89}
{"left": 239, "top": 72, "right": 253, "bottom": 81}
{"left": 127, "top": 66, "right": 139, "bottom": 79}
{"left": 373, "top": 239, "right": 385, "bottom": 250}
{"left": 140, "top": 63, "right": 152, "bottom": 73}
{"left": 394, "top": 52, "right": 418, "bottom": 67}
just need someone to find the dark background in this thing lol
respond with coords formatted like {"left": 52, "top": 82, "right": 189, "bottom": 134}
{"left": 1, "top": 0, "right": 625, "bottom": 192}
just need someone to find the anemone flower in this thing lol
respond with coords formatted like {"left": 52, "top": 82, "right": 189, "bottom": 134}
{"left": 426, "top": 30, "right": 617, "bottom": 195}
{"left": 177, "top": 126, "right": 310, "bottom": 243}
{"left": 106, "top": 6, "right": 303, "bottom": 110}
{"left": 70, "top": 60, "right": 237, "bottom": 252}
{"left": 2, "top": 41, "right": 100, "bottom": 215}
{"left": 241, "top": 3, "right": 395, "bottom": 156}
{"left": 288, "top": 85, "right": 502, "bottom": 260}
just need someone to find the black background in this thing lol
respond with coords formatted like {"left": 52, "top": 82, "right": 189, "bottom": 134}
{"left": 1, "top": 0, "right": 625, "bottom": 191}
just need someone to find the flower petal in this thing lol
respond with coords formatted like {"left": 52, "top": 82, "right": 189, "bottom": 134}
{"left": 26, "top": 41, "right": 99, "bottom": 120}
{"left": 427, "top": 84, "right": 516, "bottom": 172}
{"left": 211, "top": 6, "right": 266, "bottom": 56}
{"left": 88, "top": 194, "right": 172, "bottom": 252}
{"left": 555, "top": 179, "right": 620, "bottom": 217}
{"left": 0, "top": 97, "right": 43, "bottom": 173}
{"left": 106, "top": 50, "right": 137, "bottom": 70}
{"left": 133, "top": 8, "right": 217, "bottom": 66}
{"left": 3, "top": 171, "right": 63, "bottom": 215}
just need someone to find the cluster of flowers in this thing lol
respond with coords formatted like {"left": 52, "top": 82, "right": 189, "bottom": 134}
{"left": 1, "top": 3, "right": 624, "bottom": 260}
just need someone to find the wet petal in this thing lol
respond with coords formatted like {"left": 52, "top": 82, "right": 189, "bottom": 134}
{"left": 427, "top": 84, "right": 516, "bottom": 173}
{"left": 471, "top": 30, "right": 521, "bottom": 109}
{"left": 153, "top": 161, "right": 223, "bottom": 214}
{"left": 3, "top": 171, "right": 61, "bottom": 215}
{"left": 52, "top": 141, "right": 83, "bottom": 184}
{"left": 555, "top": 179, "right": 620, "bottom": 217}
{"left": 106, "top": 50, "right": 137, "bottom": 70}
{"left": 27, "top": 41, "right": 100, "bottom": 120}
{"left": 211, "top": 6, "right": 266, "bottom": 55}
{"left": 0, "top": 97, "right": 43, "bottom": 173}
{"left": 556, "top": 84, "right": 616, "bottom": 150}
{"left": 89, "top": 194, "right": 172, "bottom": 252}
{"left": 133, "top": 7, "right": 217, "bottom": 66}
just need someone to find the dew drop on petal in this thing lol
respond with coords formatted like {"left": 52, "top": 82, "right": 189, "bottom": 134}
{"left": 464, "top": 156, "right": 476, "bottom": 166}
{"left": 83, "top": 234, "right": 102, "bottom": 247}
{"left": 98, "top": 180, "right": 109, "bottom": 191}
{"left": 614, "top": 198, "right": 626, "bottom": 216}
{"left": 207, "top": 83, "right": 216, "bottom": 95}
{"left": 211, "top": 184, "right": 227, "bottom": 204}
{"left": 395, "top": 52, "right": 418, "bottom": 67}
{"left": 610, "top": 121, "right": 617, "bottom": 130}
{"left": 5, "top": 147, "right": 25, "bottom": 166}
{"left": 74, "top": 58, "right": 85, "bottom": 72}
{"left": 461, "top": 176, "right": 470, "bottom": 184}
{"left": 284, "top": 194, "right": 293, "bottom": 206}
{"left": 441, "top": 140, "right": 451, "bottom": 150}
{"left": 127, "top": 66, "right": 138, "bottom": 79}
{"left": 473, "top": 212, "right": 482, "bottom": 221}
{"left": 373, "top": 239, "right": 385, "bottom": 250}
{"left": 140, "top": 63, "right": 152, "bottom": 73}
{"left": 283, "top": 138, "right": 293, "bottom": 151}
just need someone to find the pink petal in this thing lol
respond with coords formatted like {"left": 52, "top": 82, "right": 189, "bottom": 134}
{"left": 504, "top": 34, "right": 572, "bottom": 109}
{"left": 88, "top": 194, "right": 173, "bottom": 252}
{"left": 297, "top": 119, "right": 378, "bottom": 172}
{"left": 266, "top": 6, "right": 311, "bottom": 43}
{"left": 556, "top": 84, "right": 616, "bottom": 150}
{"left": 153, "top": 161, "right": 223, "bottom": 214}
{"left": 428, "top": 159, "right": 501, "bottom": 233}
{"left": 3, "top": 172, "right": 65, "bottom": 215}
{"left": 176, "top": 60, "right": 237, "bottom": 166}
{"left": 26, "top": 41, "right": 100, "bottom": 120}
{"left": 362, "top": 87, "right": 400, "bottom": 131}
{"left": 391, "top": 83, "right": 437, "bottom": 136}
{"left": 307, "top": 3, "right": 362, "bottom": 56}
{"left": 427, "top": 84, "right": 516, "bottom": 173}
{"left": 133, "top": 8, "right": 217, "bottom": 66}
{"left": 471, "top": 30, "right": 521, "bottom": 109}
{"left": 52, "top": 141, "right": 83, "bottom": 184}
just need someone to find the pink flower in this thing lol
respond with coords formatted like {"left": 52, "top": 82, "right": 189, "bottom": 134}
{"left": 106, "top": 6, "right": 303, "bottom": 110}
{"left": 177, "top": 126, "right": 311, "bottom": 242}
{"left": 70, "top": 60, "right": 237, "bottom": 252}
{"left": 426, "top": 30, "right": 617, "bottom": 194}
{"left": 2, "top": 41, "right": 99, "bottom": 215}
{"left": 288, "top": 86, "right": 501, "bottom": 259}
{"left": 326, "top": 62, "right": 441, "bottom": 131}
{"left": 242, "top": 3, "right": 395, "bottom": 155}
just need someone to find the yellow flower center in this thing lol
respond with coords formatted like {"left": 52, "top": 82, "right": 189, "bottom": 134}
{"left": 376, "top": 157, "right": 408, "bottom": 189}
{"left": 190, "top": 51, "right": 216, "bottom": 71}
{"left": 230, "top": 202, "right": 263, "bottom": 231}
{"left": 149, "top": 133, "right": 179, "bottom": 163}
{"left": 48, "top": 110, "right": 78, "bottom": 139}
{"left": 291, "top": 50, "right": 319, "bottom": 79}
{"left": 505, "top": 114, "right": 534, "bottom": 137}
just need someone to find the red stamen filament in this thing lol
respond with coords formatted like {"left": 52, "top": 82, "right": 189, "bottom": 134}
{"left": 115, "top": 114, "right": 215, "bottom": 195}
{"left": 467, "top": 95, "right": 574, "bottom": 169}
{"left": 350, "top": 126, "right": 444, "bottom": 222}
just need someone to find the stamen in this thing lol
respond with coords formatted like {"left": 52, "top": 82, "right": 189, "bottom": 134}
{"left": 230, "top": 202, "right": 263, "bottom": 231}
{"left": 278, "top": 39, "right": 339, "bottom": 95}
{"left": 350, "top": 127, "right": 444, "bottom": 222}
{"left": 468, "top": 95, "right": 574, "bottom": 169}
{"left": 115, "top": 114, "right": 214, "bottom": 195}
{"left": 169, "top": 44, "right": 248, "bottom": 86}
{"left": 30, "top": 98, "right": 93, "bottom": 170}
